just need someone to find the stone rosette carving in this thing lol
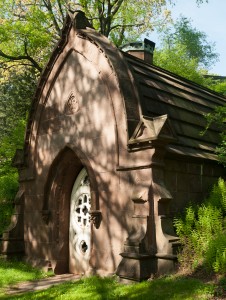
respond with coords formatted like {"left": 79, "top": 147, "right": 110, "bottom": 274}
{"left": 90, "top": 210, "right": 102, "bottom": 229}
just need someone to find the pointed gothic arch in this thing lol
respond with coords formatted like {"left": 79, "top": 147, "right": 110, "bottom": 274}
{"left": 41, "top": 146, "right": 99, "bottom": 273}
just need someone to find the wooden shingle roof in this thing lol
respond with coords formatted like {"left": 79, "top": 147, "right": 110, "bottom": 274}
{"left": 123, "top": 52, "right": 226, "bottom": 161}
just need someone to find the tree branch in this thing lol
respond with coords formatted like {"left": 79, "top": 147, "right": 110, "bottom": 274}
{"left": 110, "top": 22, "right": 144, "bottom": 31}
{"left": 0, "top": 50, "right": 42, "bottom": 72}
{"left": 42, "top": 0, "right": 62, "bottom": 36}
{"left": 111, "top": 0, "right": 124, "bottom": 16}
{"left": 105, "top": 0, "right": 113, "bottom": 35}
{"left": 1, "top": 63, "right": 35, "bottom": 71}
{"left": 56, "top": 0, "right": 65, "bottom": 22}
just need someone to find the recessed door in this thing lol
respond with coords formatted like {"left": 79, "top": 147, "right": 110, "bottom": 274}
{"left": 69, "top": 168, "right": 91, "bottom": 274}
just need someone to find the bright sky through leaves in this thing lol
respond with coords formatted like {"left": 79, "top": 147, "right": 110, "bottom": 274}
{"left": 149, "top": 0, "right": 226, "bottom": 76}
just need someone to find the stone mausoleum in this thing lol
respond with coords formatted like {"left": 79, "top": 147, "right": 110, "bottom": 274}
{"left": 1, "top": 11, "right": 225, "bottom": 281}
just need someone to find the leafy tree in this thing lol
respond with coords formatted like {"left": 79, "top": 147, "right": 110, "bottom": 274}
{"left": 0, "top": 0, "right": 208, "bottom": 72}
{"left": 154, "top": 16, "right": 219, "bottom": 84}
{"left": 0, "top": 0, "right": 58, "bottom": 72}
{"left": 0, "top": 119, "right": 26, "bottom": 189}
{"left": 0, "top": 67, "right": 37, "bottom": 138}
{"left": 154, "top": 44, "right": 213, "bottom": 86}
{"left": 80, "top": 0, "right": 173, "bottom": 46}
{"left": 164, "top": 16, "right": 218, "bottom": 69}
{"left": 0, "top": 119, "right": 26, "bottom": 234}
{"left": 210, "top": 79, "right": 226, "bottom": 96}
{"left": 0, "top": 0, "right": 171, "bottom": 72}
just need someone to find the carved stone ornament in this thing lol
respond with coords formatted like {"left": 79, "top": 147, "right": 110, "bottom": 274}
{"left": 64, "top": 91, "right": 79, "bottom": 115}
{"left": 90, "top": 210, "right": 102, "bottom": 229}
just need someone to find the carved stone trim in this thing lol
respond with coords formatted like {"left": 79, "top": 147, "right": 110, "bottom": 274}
{"left": 90, "top": 210, "right": 102, "bottom": 229}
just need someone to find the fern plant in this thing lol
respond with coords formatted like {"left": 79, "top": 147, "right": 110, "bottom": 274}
{"left": 205, "top": 233, "right": 226, "bottom": 273}
{"left": 206, "top": 177, "right": 226, "bottom": 214}
{"left": 174, "top": 178, "right": 226, "bottom": 274}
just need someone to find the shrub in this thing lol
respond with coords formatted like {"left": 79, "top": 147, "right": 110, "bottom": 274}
{"left": 174, "top": 178, "right": 226, "bottom": 274}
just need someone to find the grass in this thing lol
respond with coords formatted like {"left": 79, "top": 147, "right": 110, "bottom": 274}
{"left": 0, "top": 258, "right": 224, "bottom": 300}
{"left": 0, "top": 275, "right": 216, "bottom": 300}
{"left": 0, "top": 257, "right": 53, "bottom": 294}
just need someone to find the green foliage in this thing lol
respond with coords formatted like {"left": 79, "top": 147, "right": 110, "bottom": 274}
{"left": 0, "top": 0, "right": 173, "bottom": 70}
{"left": 0, "top": 173, "right": 18, "bottom": 234}
{"left": 0, "top": 119, "right": 26, "bottom": 234}
{"left": 171, "top": 17, "right": 218, "bottom": 69}
{"left": 206, "top": 178, "right": 226, "bottom": 214}
{"left": 174, "top": 178, "right": 226, "bottom": 274}
{"left": 210, "top": 80, "right": 226, "bottom": 96}
{"left": 204, "top": 105, "right": 226, "bottom": 167}
{"left": 0, "top": 68, "right": 37, "bottom": 138}
{"left": 0, "top": 119, "right": 26, "bottom": 174}
{"left": 154, "top": 46, "right": 212, "bottom": 86}
{"left": 156, "top": 16, "right": 218, "bottom": 70}
{"left": 174, "top": 206, "right": 196, "bottom": 238}
{"left": 0, "top": 0, "right": 57, "bottom": 71}
{"left": 0, "top": 202, "right": 14, "bottom": 236}
{"left": 0, "top": 0, "right": 210, "bottom": 73}
{"left": 205, "top": 233, "right": 226, "bottom": 273}
{"left": 154, "top": 17, "right": 219, "bottom": 87}
{"left": 0, "top": 173, "right": 18, "bottom": 205}
{"left": 205, "top": 178, "right": 226, "bottom": 273}
{"left": 104, "top": 0, "right": 172, "bottom": 46}
{"left": 216, "top": 133, "right": 226, "bottom": 167}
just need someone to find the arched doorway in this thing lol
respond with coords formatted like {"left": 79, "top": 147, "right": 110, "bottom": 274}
{"left": 42, "top": 147, "right": 99, "bottom": 274}
{"left": 69, "top": 168, "right": 91, "bottom": 273}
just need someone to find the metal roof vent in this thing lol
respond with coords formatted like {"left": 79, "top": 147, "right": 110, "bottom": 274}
{"left": 120, "top": 38, "right": 155, "bottom": 64}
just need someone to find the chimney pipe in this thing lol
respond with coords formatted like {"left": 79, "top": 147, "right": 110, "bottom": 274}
{"left": 120, "top": 39, "right": 155, "bottom": 64}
